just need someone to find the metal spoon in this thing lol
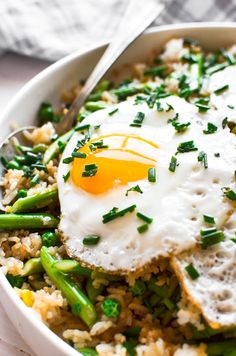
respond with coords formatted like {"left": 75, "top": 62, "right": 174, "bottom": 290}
{"left": 0, "top": 0, "right": 166, "bottom": 197}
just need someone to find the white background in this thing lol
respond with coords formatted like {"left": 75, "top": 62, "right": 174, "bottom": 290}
{"left": 0, "top": 52, "right": 50, "bottom": 356}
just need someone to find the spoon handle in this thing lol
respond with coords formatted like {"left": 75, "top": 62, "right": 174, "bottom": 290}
{"left": 58, "top": 0, "right": 166, "bottom": 134}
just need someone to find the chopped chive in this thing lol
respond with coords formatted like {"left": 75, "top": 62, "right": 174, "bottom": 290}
{"left": 58, "top": 141, "right": 66, "bottom": 153}
{"left": 63, "top": 157, "right": 73, "bottom": 164}
{"left": 163, "top": 298, "right": 175, "bottom": 311}
{"left": 82, "top": 167, "right": 98, "bottom": 177}
{"left": 148, "top": 167, "right": 156, "bottom": 182}
{"left": 102, "top": 205, "right": 136, "bottom": 224}
{"left": 137, "top": 223, "right": 149, "bottom": 234}
{"left": 200, "top": 227, "right": 217, "bottom": 236}
{"left": 75, "top": 124, "right": 90, "bottom": 132}
{"left": 177, "top": 140, "right": 198, "bottom": 153}
{"left": 227, "top": 104, "right": 234, "bottom": 109}
{"left": 130, "top": 111, "right": 145, "bottom": 127}
{"left": 7, "top": 160, "right": 21, "bottom": 170}
{"left": 222, "top": 188, "right": 236, "bottom": 201}
{"left": 72, "top": 152, "right": 87, "bottom": 158}
{"left": 125, "top": 185, "right": 143, "bottom": 196}
{"left": 144, "top": 65, "right": 167, "bottom": 77}
{"left": 83, "top": 235, "right": 100, "bottom": 245}
{"left": 171, "top": 120, "right": 190, "bottom": 133}
{"left": 84, "top": 163, "right": 97, "bottom": 170}
{"left": 136, "top": 212, "right": 153, "bottom": 224}
{"left": 206, "top": 62, "right": 228, "bottom": 75}
{"left": 30, "top": 173, "right": 40, "bottom": 187}
{"left": 203, "top": 122, "right": 218, "bottom": 134}
{"left": 185, "top": 263, "right": 200, "bottom": 280}
{"left": 231, "top": 238, "right": 236, "bottom": 244}
{"left": 197, "top": 151, "right": 208, "bottom": 169}
{"left": 89, "top": 144, "right": 96, "bottom": 151}
{"left": 214, "top": 84, "right": 229, "bottom": 95}
{"left": 203, "top": 215, "right": 215, "bottom": 224}
{"left": 63, "top": 171, "right": 70, "bottom": 182}
{"left": 169, "top": 156, "right": 178, "bottom": 172}
{"left": 201, "top": 230, "right": 225, "bottom": 248}
{"left": 31, "top": 163, "right": 48, "bottom": 171}
{"left": 222, "top": 117, "right": 228, "bottom": 129}
{"left": 108, "top": 108, "right": 119, "bottom": 116}
{"left": 195, "top": 103, "right": 210, "bottom": 112}
{"left": 214, "top": 152, "right": 220, "bottom": 157}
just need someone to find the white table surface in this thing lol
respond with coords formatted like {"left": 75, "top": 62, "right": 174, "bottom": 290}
{"left": 0, "top": 52, "right": 51, "bottom": 356}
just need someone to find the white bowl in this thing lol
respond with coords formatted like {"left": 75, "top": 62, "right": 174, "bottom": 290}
{"left": 1, "top": 22, "right": 236, "bottom": 356}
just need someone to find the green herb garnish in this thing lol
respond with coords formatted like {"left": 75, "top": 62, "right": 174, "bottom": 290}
{"left": 171, "top": 120, "right": 190, "bottom": 133}
{"left": 200, "top": 228, "right": 225, "bottom": 247}
{"left": 203, "top": 122, "right": 218, "bottom": 134}
{"left": 126, "top": 185, "right": 143, "bottom": 196}
{"left": 63, "top": 171, "right": 70, "bottom": 182}
{"left": 83, "top": 235, "right": 100, "bottom": 246}
{"left": 177, "top": 140, "right": 198, "bottom": 153}
{"left": 148, "top": 167, "right": 156, "bottom": 182}
{"left": 108, "top": 108, "right": 119, "bottom": 116}
{"left": 82, "top": 164, "right": 98, "bottom": 177}
{"left": 136, "top": 212, "right": 153, "bottom": 224}
{"left": 214, "top": 84, "right": 229, "bottom": 95}
{"left": 203, "top": 215, "right": 215, "bottom": 224}
{"left": 137, "top": 223, "right": 149, "bottom": 234}
{"left": 169, "top": 156, "right": 178, "bottom": 172}
{"left": 75, "top": 124, "right": 90, "bottom": 132}
{"left": 222, "top": 188, "right": 236, "bottom": 201}
{"left": 130, "top": 111, "right": 145, "bottom": 127}
{"left": 71, "top": 152, "right": 87, "bottom": 158}
{"left": 198, "top": 151, "right": 208, "bottom": 169}
{"left": 222, "top": 117, "right": 228, "bottom": 129}
{"left": 185, "top": 263, "right": 200, "bottom": 280}
{"left": 63, "top": 157, "right": 73, "bottom": 164}
{"left": 102, "top": 205, "right": 136, "bottom": 224}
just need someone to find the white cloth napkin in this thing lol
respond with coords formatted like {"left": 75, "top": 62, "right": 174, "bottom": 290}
{"left": 0, "top": 0, "right": 235, "bottom": 60}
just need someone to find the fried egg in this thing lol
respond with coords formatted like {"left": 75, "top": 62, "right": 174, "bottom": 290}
{"left": 57, "top": 95, "right": 235, "bottom": 273}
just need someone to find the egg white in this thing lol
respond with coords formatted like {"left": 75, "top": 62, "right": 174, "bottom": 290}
{"left": 57, "top": 95, "right": 235, "bottom": 273}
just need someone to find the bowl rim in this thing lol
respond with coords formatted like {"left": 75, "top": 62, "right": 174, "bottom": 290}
{"left": 1, "top": 21, "right": 236, "bottom": 354}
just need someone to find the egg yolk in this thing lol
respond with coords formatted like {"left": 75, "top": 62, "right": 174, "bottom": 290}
{"left": 71, "top": 133, "right": 158, "bottom": 194}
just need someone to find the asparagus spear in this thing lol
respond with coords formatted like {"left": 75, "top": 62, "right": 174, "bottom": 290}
{"left": 54, "top": 259, "right": 91, "bottom": 277}
{"left": 43, "top": 129, "right": 74, "bottom": 164}
{"left": 40, "top": 247, "right": 97, "bottom": 328}
{"left": 84, "top": 101, "right": 108, "bottom": 112}
{"left": 22, "top": 258, "right": 44, "bottom": 276}
{"left": 0, "top": 213, "right": 59, "bottom": 230}
{"left": 86, "top": 278, "right": 105, "bottom": 304}
{"left": 10, "top": 188, "right": 58, "bottom": 213}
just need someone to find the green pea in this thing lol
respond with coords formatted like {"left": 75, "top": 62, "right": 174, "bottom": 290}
{"left": 41, "top": 231, "right": 59, "bottom": 247}
{"left": 101, "top": 298, "right": 121, "bottom": 318}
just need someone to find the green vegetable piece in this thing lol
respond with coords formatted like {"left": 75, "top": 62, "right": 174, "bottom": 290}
{"left": 214, "top": 84, "right": 229, "bottom": 95}
{"left": 122, "top": 339, "right": 137, "bottom": 356}
{"left": 41, "top": 231, "right": 60, "bottom": 247}
{"left": 85, "top": 101, "right": 108, "bottom": 112}
{"left": 17, "top": 189, "right": 28, "bottom": 198}
{"left": 38, "top": 102, "right": 60, "bottom": 124}
{"left": 78, "top": 347, "right": 98, "bottom": 356}
{"left": 43, "top": 129, "right": 74, "bottom": 164}
{"left": 7, "top": 160, "right": 21, "bottom": 170}
{"left": 40, "top": 247, "right": 97, "bottom": 328}
{"left": 91, "top": 270, "right": 122, "bottom": 282}
{"left": 30, "top": 174, "right": 40, "bottom": 187}
{"left": 169, "top": 156, "right": 178, "bottom": 172}
{"left": 207, "top": 339, "right": 236, "bottom": 355}
{"left": 203, "top": 215, "right": 215, "bottom": 224}
{"left": 223, "top": 188, "right": 236, "bottom": 201}
{"left": 83, "top": 235, "right": 100, "bottom": 246}
{"left": 32, "top": 144, "right": 48, "bottom": 154}
{"left": 22, "top": 258, "right": 44, "bottom": 277}
{"left": 54, "top": 260, "right": 91, "bottom": 277}
{"left": 148, "top": 167, "right": 156, "bottom": 182}
{"left": 203, "top": 122, "right": 218, "bottom": 134}
{"left": 6, "top": 274, "right": 25, "bottom": 288}
{"left": 10, "top": 188, "right": 58, "bottom": 213}
{"left": 137, "top": 223, "right": 149, "bottom": 234}
{"left": 0, "top": 213, "right": 59, "bottom": 230}
{"left": 185, "top": 263, "right": 200, "bottom": 280}
{"left": 130, "top": 280, "right": 146, "bottom": 297}
{"left": 101, "top": 298, "right": 121, "bottom": 318}
{"left": 144, "top": 65, "right": 167, "bottom": 77}
{"left": 86, "top": 278, "right": 105, "bottom": 304}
